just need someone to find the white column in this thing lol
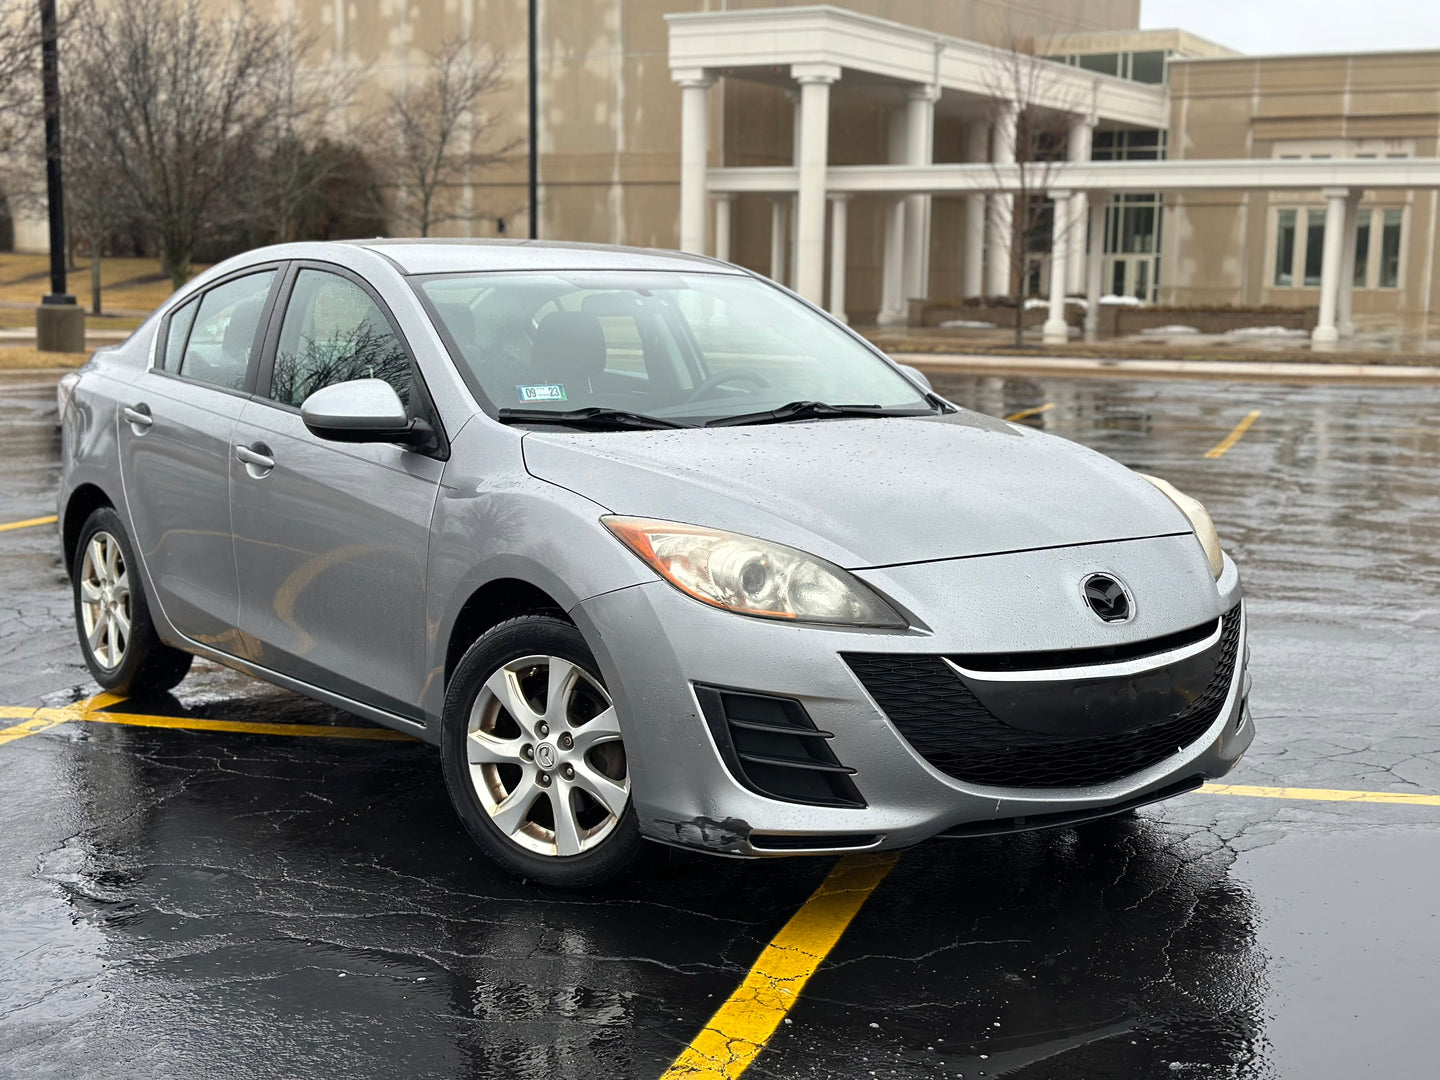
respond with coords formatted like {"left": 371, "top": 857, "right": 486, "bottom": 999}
{"left": 675, "top": 69, "right": 714, "bottom": 254}
{"left": 1338, "top": 190, "right": 1363, "bottom": 337}
{"left": 714, "top": 194, "right": 734, "bottom": 264}
{"left": 902, "top": 85, "right": 939, "bottom": 307}
{"left": 1311, "top": 186, "right": 1350, "bottom": 349}
{"left": 792, "top": 65, "right": 838, "bottom": 304}
{"left": 962, "top": 122, "right": 988, "bottom": 298}
{"left": 878, "top": 197, "right": 907, "bottom": 325}
{"left": 788, "top": 91, "right": 802, "bottom": 288}
{"left": 1084, "top": 192, "right": 1107, "bottom": 342}
{"left": 828, "top": 194, "right": 850, "bottom": 323}
{"left": 1043, "top": 189, "right": 1071, "bottom": 344}
{"left": 1066, "top": 117, "right": 1094, "bottom": 294}
{"left": 878, "top": 106, "right": 909, "bottom": 325}
{"left": 987, "top": 101, "right": 1019, "bottom": 298}
{"left": 769, "top": 198, "right": 787, "bottom": 284}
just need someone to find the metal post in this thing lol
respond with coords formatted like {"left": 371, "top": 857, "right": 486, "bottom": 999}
{"left": 40, "top": 0, "right": 65, "bottom": 299}
{"left": 527, "top": 0, "right": 538, "bottom": 239}
{"left": 35, "top": 0, "right": 84, "bottom": 352}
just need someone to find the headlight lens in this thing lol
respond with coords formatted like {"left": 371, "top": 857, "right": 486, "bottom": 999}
{"left": 1138, "top": 474, "right": 1224, "bottom": 579}
{"left": 603, "top": 516, "right": 907, "bottom": 628}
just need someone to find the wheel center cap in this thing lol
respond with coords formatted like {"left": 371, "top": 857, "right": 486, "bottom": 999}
{"left": 535, "top": 743, "right": 557, "bottom": 770}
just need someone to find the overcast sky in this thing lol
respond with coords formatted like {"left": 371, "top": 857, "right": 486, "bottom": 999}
{"left": 1140, "top": 0, "right": 1440, "bottom": 55}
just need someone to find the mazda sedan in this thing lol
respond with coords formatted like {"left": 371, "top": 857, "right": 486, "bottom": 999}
{"left": 57, "top": 240, "right": 1252, "bottom": 887}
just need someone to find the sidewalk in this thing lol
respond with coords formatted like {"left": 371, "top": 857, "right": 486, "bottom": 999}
{"left": 894, "top": 351, "right": 1440, "bottom": 384}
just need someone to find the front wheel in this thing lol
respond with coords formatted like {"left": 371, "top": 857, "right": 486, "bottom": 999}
{"left": 440, "top": 615, "right": 647, "bottom": 888}
{"left": 72, "top": 507, "right": 193, "bottom": 696}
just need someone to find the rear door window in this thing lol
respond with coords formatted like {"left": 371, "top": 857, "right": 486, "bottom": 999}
{"left": 178, "top": 271, "right": 276, "bottom": 390}
{"left": 161, "top": 298, "right": 199, "bottom": 373}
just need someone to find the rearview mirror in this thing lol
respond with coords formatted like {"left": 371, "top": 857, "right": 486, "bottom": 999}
{"left": 301, "top": 378, "right": 433, "bottom": 449}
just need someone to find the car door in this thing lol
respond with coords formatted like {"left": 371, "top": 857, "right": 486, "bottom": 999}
{"left": 228, "top": 264, "right": 446, "bottom": 720}
{"left": 117, "top": 267, "right": 280, "bottom": 648}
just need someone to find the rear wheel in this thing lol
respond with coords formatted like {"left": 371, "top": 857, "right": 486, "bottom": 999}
{"left": 440, "top": 615, "right": 646, "bottom": 888}
{"left": 73, "top": 508, "right": 193, "bottom": 696}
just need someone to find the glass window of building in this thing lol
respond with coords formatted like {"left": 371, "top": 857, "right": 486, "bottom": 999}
{"left": 1131, "top": 50, "right": 1166, "bottom": 84}
{"left": 1379, "top": 210, "right": 1403, "bottom": 288}
{"left": 1303, "top": 210, "right": 1326, "bottom": 287}
{"left": 1353, "top": 210, "right": 1371, "bottom": 287}
{"left": 1077, "top": 52, "right": 1120, "bottom": 76}
{"left": 1274, "top": 210, "right": 1296, "bottom": 287}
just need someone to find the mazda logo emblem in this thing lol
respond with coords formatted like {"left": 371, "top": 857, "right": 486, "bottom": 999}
{"left": 1083, "top": 574, "right": 1133, "bottom": 622}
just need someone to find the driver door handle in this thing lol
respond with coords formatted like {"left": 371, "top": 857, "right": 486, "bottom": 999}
{"left": 122, "top": 404, "right": 152, "bottom": 429}
{"left": 235, "top": 443, "right": 275, "bottom": 474}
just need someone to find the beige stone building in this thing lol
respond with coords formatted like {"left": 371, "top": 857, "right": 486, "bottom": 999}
{"left": 21, "top": 1, "right": 1440, "bottom": 339}
{"left": 1163, "top": 50, "right": 1440, "bottom": 332}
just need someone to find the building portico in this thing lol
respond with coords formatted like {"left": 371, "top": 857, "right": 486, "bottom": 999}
{"left": 666, "top": 5, "right": 1167, "bottom": 314}
{"left": 669, "top": 6, "right": 1440, "bottom": 346}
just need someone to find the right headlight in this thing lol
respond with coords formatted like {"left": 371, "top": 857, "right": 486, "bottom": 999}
{"left": 1138, "top": 474, "right": 1224, "bottom": 579}
{"left": 602, "top": 516, "right": 907, "bottom": 628}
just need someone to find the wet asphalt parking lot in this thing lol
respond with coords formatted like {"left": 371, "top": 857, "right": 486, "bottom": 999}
{"left": 1, "top": 366, "right": 1438, "bottom": 1080}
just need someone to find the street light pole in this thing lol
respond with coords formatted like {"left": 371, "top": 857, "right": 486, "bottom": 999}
{"left": 35, "top": 0, "right": 84, "bottom": 353}
{"left": 527, "top": 0, "right": 538, "bottom": 239}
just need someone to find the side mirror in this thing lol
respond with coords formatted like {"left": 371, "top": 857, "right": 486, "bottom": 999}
{"left": 896, "top": 363, "right": 933, "bottom": 393}
{"left": 301, "top": 378, "right": 434, "bottom": 449}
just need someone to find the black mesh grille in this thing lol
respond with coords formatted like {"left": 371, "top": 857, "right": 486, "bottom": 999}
{"left": 844, "top": 604, "right": 1242, "bottom": 789}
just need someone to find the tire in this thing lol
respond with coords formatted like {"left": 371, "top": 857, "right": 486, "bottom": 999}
{"left": 73, "top": 507, "right": 193, "bottom": 697}
{"left": 440, "top": 615, "right": 646, "bottom": 888}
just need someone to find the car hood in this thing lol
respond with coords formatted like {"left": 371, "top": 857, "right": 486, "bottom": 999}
{"left": 520, "top": 411, "right": 1193, "bottom": 569}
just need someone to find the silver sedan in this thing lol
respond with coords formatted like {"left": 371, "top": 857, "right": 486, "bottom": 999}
{"left": 56, "top": 240, "right": 1251, "bottom": 887}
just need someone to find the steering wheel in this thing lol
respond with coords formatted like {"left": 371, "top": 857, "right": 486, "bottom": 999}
{"left": 683, "top": 368, "right": 771, "bottom": 403}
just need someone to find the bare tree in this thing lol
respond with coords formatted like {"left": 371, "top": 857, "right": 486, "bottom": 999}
{"left": 379, "top": 41, "right": 520, "bottom": 237}
{"left": 0, "top": 0, "right": 50, "bottom": 156}
{"left": 58, "top": 61, "right": 125, "bottom": 314}
{"left": 71, "top": 0, "right": 286, "bottom": 288}
{"left": 982, "top": 28, "right": 1087, "bottom": 345}
{"left": 243, "top": 30, "right": 373, "bottom": 245}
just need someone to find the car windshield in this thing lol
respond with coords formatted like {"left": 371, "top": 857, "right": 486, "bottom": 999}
{"left": 414, "top": 270, "right": 933, "bottom": 425}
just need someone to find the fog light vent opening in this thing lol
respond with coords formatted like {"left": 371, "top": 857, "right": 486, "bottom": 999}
{"left": 695, "top": 686, "right": 866, "bottom": 809}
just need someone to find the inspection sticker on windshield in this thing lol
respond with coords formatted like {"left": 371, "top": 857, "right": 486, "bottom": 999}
{"left": 517, "top": 384, "right": 567, "bottom": 403}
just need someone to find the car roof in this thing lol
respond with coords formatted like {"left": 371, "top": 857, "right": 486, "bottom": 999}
{"left": 339, "top": 238, "right": 747, "bottom": 277}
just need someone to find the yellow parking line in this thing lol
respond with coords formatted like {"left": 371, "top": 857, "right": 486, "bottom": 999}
{"left": 1204, "top": 409, "right": 1261, "bottom": 458}
{"left": 0, "top": 712, "right": 73, "bottom": 746}
{"left": 0, "top": 695, "right": 417, "bottom": 745}
{"left": 1004, "top": 402, "right": 1054, "bottom": 422}
{"left": 1202, "top": 782, "right": 1440, "bottom": 807}
{"left": 660, "top": 852, "right": 897, "bottom": 1080}
{"left": 0, "top": 514, "right": 58, "bottom": 533}
{"left": 85, "top": 711, "right": 418, "bottom": 741}
{"left": 0, "top": 692, "right": 125, "bottom": 745}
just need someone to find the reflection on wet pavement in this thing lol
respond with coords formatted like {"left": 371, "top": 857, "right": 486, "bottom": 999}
{"left": 2, "top": 369, "right": 1440, "bottom": 1078}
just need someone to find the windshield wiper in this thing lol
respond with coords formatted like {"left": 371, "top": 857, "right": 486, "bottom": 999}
{"left": 705, "top": 401, "right": 935, "bottom": 428}
{"left": 496, "top": 407, "right": 688, "bottom": 431}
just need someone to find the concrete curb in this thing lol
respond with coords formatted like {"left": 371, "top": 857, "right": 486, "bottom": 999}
{"left": 893, "top": 352, "right": 1440, "bottom": 384}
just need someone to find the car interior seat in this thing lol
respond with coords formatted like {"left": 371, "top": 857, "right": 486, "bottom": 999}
{"left": 529, "top": 311, "right": 607, "bottom": 406}
{"left": 219, "top": 297, "right": 265, "bottom": 390}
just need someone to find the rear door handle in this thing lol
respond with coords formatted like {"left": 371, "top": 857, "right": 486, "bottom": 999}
{"left": 122, "top": 404, "right": 152, "bottom": 430}
{"left": 235, "top": 443, "right": 275, "bottom": 475}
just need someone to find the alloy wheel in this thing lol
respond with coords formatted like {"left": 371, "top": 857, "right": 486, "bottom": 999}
{"left": 465, "top": 654, "right": 629, "bottom": 858}
{"left": 78, "top": 531, "right": 131, "bottom": 670}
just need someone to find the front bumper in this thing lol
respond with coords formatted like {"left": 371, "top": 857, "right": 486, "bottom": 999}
{"left": 573, "top": 534, "right": 1252, "bottom": 857}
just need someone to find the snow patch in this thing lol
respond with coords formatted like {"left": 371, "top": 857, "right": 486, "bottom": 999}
{"left": 1225, "top": 325, "right": 1309, "bottom": 338}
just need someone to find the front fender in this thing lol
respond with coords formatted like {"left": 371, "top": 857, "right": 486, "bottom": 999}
{"left": 422, "top": 423, "right": 657, "bottom": 723}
